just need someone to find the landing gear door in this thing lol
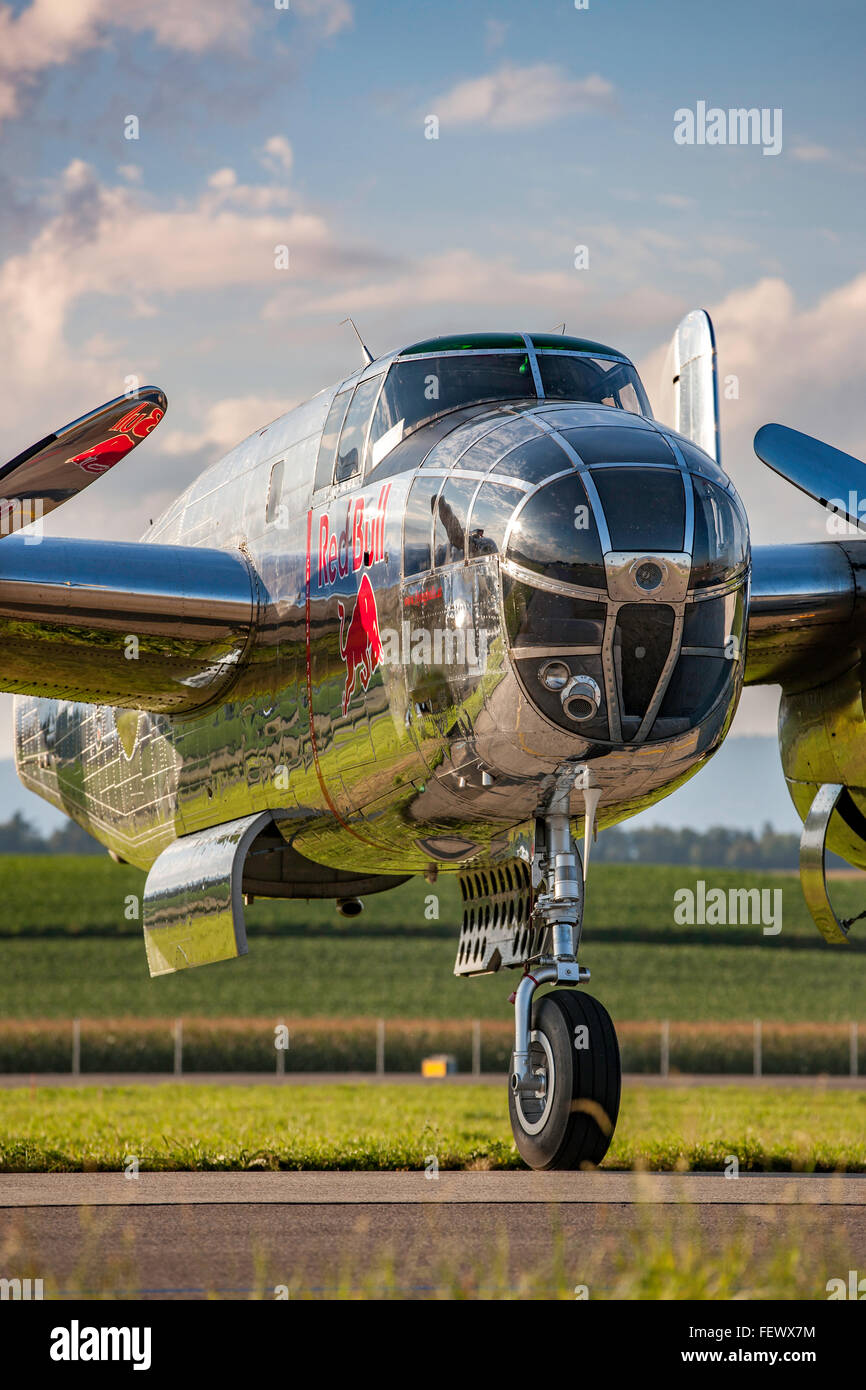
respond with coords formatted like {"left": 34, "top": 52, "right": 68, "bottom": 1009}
{"left": 656, "top": 309, "right": 721, "bottom": 466}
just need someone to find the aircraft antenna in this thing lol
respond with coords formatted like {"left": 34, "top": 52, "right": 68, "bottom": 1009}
{"left": 552, "top": 322, "right": 566, "bottom": 335}
{"left": 340, "top": 317, "right": 374, "bottom": 367}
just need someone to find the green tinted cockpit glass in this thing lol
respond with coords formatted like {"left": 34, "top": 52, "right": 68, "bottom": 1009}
{"left": 400, "top": 334, "right": 527, "bottom": 355}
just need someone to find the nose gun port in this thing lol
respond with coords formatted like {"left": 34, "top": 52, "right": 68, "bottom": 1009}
{"left": 560, "top": 674, "right": 602, "bottom": 722}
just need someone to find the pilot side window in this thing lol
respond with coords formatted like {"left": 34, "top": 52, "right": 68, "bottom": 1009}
{"left": 314, "top": 389, "right": 352, "bottom": 491}
{"left": 403, "top": 475, "right": 441, "bottom": 577}
{"left": 467, "top": 482, "right": 523, "bottom": 559}
{"left": 433, "top": 476, "right": 477, "bottom": 568}
{"left": 335, "top": 375, "right": 384, "bottom": 484}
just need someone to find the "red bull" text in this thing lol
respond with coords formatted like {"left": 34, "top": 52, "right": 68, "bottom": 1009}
{"left": 318, "top": 484, "right": 390, "bottom": 589}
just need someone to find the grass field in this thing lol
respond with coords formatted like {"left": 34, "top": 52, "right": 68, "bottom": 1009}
{"left": 0, "top": 857, "right": 864, "bottom": 1022}
{"left": 3, "top": 934, "right": 865, "bottom": 1023}
{"left": 3, "top": 856, "right": 866, "bottom": 939}
{"left": 2, "top": 1082, "right": 864, "bottom": 1173}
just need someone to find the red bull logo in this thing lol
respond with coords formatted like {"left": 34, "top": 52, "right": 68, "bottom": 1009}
{"left": 68, "top": 402, "right": 164, "bottom": 474}
{"left": 338, "top": 573, "right": 384, "bottom": 716}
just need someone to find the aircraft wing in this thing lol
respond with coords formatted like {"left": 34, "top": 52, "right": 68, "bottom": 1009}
{"left": 0, "top": 534, "right": 258, "bottom": 712}
{"left": 0, "top": 392, "right": 260, "bottom": 713}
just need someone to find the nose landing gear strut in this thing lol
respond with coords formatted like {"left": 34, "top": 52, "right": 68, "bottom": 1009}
{"left": 507, "top": 793, "right": 621, "bottom": 1170}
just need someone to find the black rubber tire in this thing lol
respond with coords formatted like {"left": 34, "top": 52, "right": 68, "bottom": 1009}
{"left": 508, "top": 990, "right": 621, "bottom": 1171}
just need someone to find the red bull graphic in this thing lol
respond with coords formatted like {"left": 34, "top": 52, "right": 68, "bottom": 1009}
{"left": 318, "top": 483, "right": 391, "bottom": 589}
{"left": 338, "top": 573, "right": 384, "bottom": 715}
{"left": 68, "top": 402, "right": 165, "bottom": 475}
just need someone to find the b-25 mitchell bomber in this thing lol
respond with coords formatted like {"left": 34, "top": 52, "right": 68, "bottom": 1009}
{"left": 4, "top": 313, "right": 864, "bottom": 1168}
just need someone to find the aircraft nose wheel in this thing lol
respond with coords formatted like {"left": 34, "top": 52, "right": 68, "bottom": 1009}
{"left": 508, "top": 990, "right": 621, "bottom": 1170}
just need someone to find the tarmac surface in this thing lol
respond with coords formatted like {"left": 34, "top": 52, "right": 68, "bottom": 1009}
{"left": 2, "top": 1172, "right": 863, "bottom": 1299}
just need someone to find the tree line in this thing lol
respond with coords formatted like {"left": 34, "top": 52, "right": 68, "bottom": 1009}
{"left": 0, "top": 812, "right": 103, "bottom": 855}
{"left": 0, "top": 811, "right": 831, "bottom": 868}
{"left": 592, "top": 822, "right": 842, "bottom": 869}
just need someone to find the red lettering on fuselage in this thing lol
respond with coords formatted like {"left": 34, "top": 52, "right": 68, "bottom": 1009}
{"left": 317, "top": 483, "right": 391, "bottom": 589}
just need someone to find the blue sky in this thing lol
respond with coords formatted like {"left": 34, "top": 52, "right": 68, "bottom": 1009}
{"left": 0, "top": 0, "right": 864, "bottom": 764}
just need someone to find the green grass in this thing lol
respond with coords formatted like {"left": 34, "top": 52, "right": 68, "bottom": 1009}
{"left": 1, "top": 1082, "right": 864, "bottom": 1172}
{"left": 0, "top": 858, "right": 864, "bottom": 1021}
{"left": 2, "top": 933, "right": 865, "bottom": 1022}
{"left": 2, "top": 856, "right": 865, "bottom": 939}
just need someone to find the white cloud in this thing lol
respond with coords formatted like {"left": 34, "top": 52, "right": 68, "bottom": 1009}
{"left": 0, "top": 0, "right": 258, "bottom": 123}
{"left": 791, "top": 142, "right": 834, "bottom": 163}
{"left": 656, "top": 193, "right": 695, "bottom": 210}
{"left": 208, "top": 167, "right": 238, "bottom": 190}
{"left": 261, "top": 135, "right": 294, "bottom": 175}
{"left": 0, "top": 0, "right": 353, "bottom": 125}
{"left": 484, "top": 18, "right": 508, "bottom": 51}
{"left": 432, "top": 63, "right": 616, "bottom": 130}
{"left": 790, "top": 142, "right": 865, "bottom": 172}
{"left": 0, "top": 159, "right": 390, "bottom": 461}
{"left": 160, "top": 394, "right": 294, "bottom": 457}
{"left": 641, "top": 272, "right": 866, "bottom": 549}
{"left": 269, "top": 243, "right": 683, "bottom": 331}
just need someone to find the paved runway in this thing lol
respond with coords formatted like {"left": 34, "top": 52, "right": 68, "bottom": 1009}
{"left": 4, "top": 1171, "right": 866, "bottom": 1205}
{"left": 2, "top": 1173, "right": 863, "bottom": 1298}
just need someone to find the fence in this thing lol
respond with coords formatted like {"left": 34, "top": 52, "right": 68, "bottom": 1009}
{"left": 0, "top": 1018, "right": 863, "bottom": 1077}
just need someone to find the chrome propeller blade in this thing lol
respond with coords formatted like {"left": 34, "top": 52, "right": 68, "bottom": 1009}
{"left": 754, "top": 423, "right": 866, "bottom": 533}
{"left": 0, "top": 388, "right": 167, "bottom": 539}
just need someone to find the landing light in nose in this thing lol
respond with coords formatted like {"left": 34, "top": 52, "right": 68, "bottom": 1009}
{"left": 538, "top": 659, "right": 571, "bottom": 692}
{"left": 632, "top": 559, "right": 665, "bottom": 592}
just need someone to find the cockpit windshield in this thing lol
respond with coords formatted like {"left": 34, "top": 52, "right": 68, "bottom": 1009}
{"left": 368, "top": 353, "right": 535, "bottom": 469}
{"left": 538, "top": 354, "right": 649, "bottom": 415}
{"left": 366, "top": 350, "right": 651, "bottom": 474}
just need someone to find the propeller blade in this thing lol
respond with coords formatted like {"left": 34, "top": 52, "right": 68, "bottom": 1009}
{"left": 0, "top": 388, "right": 167, "bottom": 539}
{"left": 754, "top": 423, "right": 866, "bottom": 533}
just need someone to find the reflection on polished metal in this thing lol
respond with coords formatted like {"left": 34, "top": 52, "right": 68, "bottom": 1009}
{"left": 0, "top": 389, "right": 167, "bottom": 538}
{"left": 799, "top": 785, "right": 852, "bottom": 945}
{"left": 511, "top": 786, "right": 589, "bottom": 1096}
{"left": 605, "top": 551, "right": 691, "bottom": 603}
{"left": 143, "top": 811, "right": 275, "bottom": 976}
{"left": 514, "top": 1030, "right": 556, "bottom": 1136}
{"left": 0, "top": 535, "right": 257, "bottom": 712}
{"left": 561, "top": 673, "right": 601, "bottom": 722}
{"left": 10, "top": 319, "right": 866, "bottom": 1165}
{"left": 745, "top": 543, "right": 860, "bottom": 687}
{"left": 755, "top": 424, "right": 866, "bottom": 532}
{"left": 655, "top": 308, "right": 721, "bottom": 465}
{"left": 453, "top": 859, "right": 537, "bottom": 976}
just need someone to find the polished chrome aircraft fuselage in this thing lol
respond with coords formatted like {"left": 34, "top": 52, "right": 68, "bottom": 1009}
{"left": 13, "top": 335, "right": 751, "bottom": 886}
